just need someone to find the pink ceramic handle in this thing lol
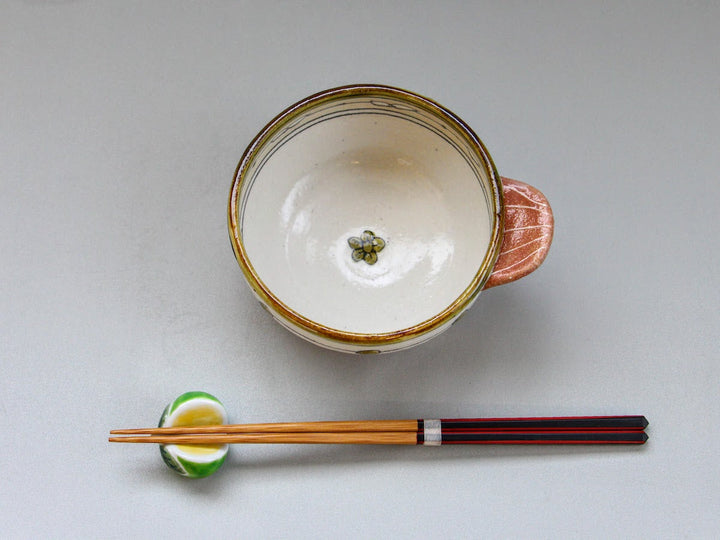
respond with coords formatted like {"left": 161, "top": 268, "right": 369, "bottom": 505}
{"left": 483, "top": 177, "right": 554, "bottom": 289}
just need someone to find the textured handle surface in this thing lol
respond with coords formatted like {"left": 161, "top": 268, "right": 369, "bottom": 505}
{"left": 483, "top": 177, "right": 554, "bottom": 289}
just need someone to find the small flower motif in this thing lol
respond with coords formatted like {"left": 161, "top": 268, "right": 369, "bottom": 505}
{"left": 348, "top": 230, "right": 386, "bottom": 265}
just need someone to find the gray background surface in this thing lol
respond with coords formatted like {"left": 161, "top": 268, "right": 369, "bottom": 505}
{"left": 2, "top": 1, "right": 718, "bottom": 538}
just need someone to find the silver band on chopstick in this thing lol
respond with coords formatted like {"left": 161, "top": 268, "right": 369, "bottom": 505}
{"left": 422, "top": 419, "right": 442, "bottom": 446}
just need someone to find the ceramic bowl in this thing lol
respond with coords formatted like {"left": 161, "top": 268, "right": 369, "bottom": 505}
{"left": 229, "top": 85, "right": 553, "bottom": 353}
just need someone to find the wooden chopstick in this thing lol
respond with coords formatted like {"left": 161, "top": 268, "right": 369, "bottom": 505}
{"left": 110, "top": 432, "right": 418, "bottom": 445}
{"left": 109, "top": 416, "right": 648, "bottom": 445}
{"left": 109, "top": 431, "right": 648, "bottom": 445}
{"left": 109, "top": 430, "right": 647, "bottom": 445}
{"left": 110, "top": 419, "right": 417, "bottom": 435}
{"left": 110, "top": 416, "right": 648, "bottom": 435}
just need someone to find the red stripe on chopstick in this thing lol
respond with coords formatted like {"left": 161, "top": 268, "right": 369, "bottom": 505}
{"left": 438, "top": 428, "right": 646, "bottom": 434}
{"left": 438, "top": 416, "right": 648, "bottom": 430}
{"left": 439, "top": 431, "right": 648, "bottom": 444}
{"left": 444, "top": 440, "right": 648, "bottom": 445}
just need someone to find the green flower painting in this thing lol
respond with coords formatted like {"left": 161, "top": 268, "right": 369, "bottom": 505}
{"left": 348, "top": 230, "right": 386, "bottom": 265}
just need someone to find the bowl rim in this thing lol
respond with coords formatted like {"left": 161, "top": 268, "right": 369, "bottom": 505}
{"left": 228, "top": 84, "right": 504, "bottom": 347}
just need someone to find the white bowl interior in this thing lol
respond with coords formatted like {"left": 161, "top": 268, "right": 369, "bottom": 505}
{"left": 238, "top": 95, "right": 496, "bottom": 335}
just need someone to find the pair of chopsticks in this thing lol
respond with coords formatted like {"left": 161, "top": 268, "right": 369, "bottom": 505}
{"left": 109, "top": 415, "right": 648, "bottom": 445}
